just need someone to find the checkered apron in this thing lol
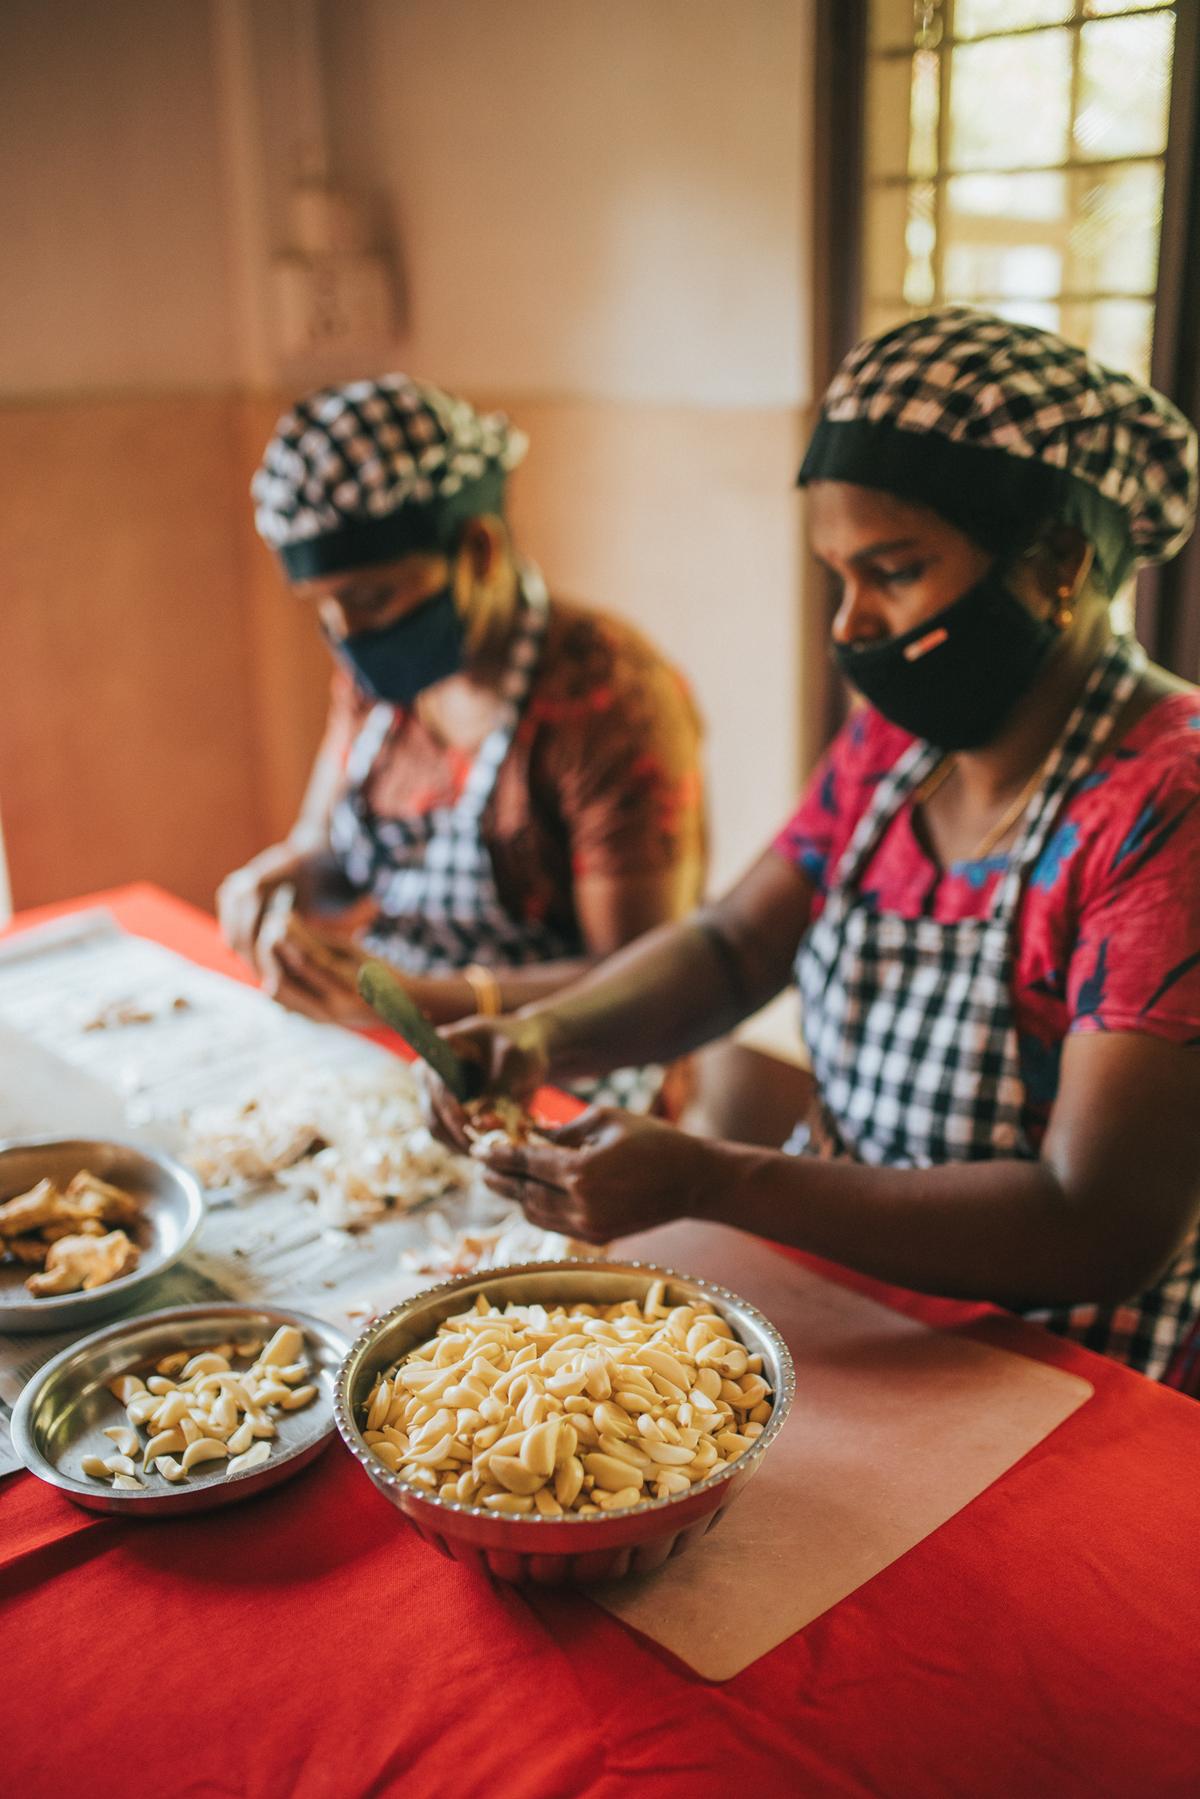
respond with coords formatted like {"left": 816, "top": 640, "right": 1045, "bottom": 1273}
{"left": 791, "top": 637, "right": 1200, "bottom": 1381}
{"left": 328, "top": 566, "right": 662, "bottom": 1113}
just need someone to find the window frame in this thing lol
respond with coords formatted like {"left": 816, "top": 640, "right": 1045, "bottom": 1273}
{"left": 808, "top": 0, "right": 1198, "bottom": 693}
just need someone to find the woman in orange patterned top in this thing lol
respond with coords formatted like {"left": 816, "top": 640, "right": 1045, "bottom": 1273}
{"left": 217, "top": 375, "right": 704, "bottom": 1108}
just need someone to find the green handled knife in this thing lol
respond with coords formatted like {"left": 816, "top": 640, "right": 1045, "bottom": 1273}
{"left": 357, "top": 960, "right": 482, "bottom": 1102}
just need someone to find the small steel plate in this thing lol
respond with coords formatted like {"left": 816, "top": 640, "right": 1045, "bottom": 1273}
{"left": 11, "top": 1303, "right": 349, "bottom": 1514}
{"left": 0, "top": 1137, "right": 205, "bottom": 1333}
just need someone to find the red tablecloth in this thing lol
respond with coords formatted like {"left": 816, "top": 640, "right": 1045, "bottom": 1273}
{"left": 3, "top": 886, "right": 1199, "bottom": 1799}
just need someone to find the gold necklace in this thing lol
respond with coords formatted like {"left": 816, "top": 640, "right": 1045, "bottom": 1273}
{"left": 914, "top": 753, "right": 1052, "bottom": 864}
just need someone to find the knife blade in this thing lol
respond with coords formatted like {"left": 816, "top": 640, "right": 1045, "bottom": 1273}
{"left": 356, "top": 960, "right": 482, "bottom": 1102}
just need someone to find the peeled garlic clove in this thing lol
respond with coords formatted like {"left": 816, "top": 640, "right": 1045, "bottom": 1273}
{"left": 103, "top": 1453, "right": 137, "bottom": 1477}
{"left": 596, "top": 1484, "right": 642, "bottom": 1511}
{"left": 150, "top": 1391, "right": 190, "bottom": 1431}
{"left": 655, "top": 1468, "right": 693, "bottom": 1496}
{"left": 246, "top": 1413, "right": 276, "bottom": 1440}
{"left": 639, "top": 1348, "right": 691, "bottom": 1392}
{"left": 155, "top": 1350, "right": 190, "bottom": 1377}
{"left": 403, "top": 1431, "right": 455, "bottom": 1469}
{"left": 366, "top": 1379, "right": 393, "bottom": 1433}
{"left": 210, "top": 1393, "right": 238, "bottom": 1435}
{"left": 181, "top": 1437, "right": 229, "bottom": 1472}
{"left": 112, "top": 1473, "right": 145, "bottom": 1491}
{"left": 278, "top": 1384, "right": 317, "bottom": 1411}
{"left": 81, "top": 1454, "right": 113, "bottom": 1480}
{"left": 108, "top": 1375, "right": 146, "bottom": 1404}
{"left": 274, "top": 1362, "right": 310, "bottom": 1384}
{"left": 257, "top": 1325, "right": 303, "bottom": 1368}
{"left": 155, "top": 1456, "right": 186, "bottom": 1483}
{"left": 592, "top": 1402, "right": 632, "bottom": 1440}
{"left": 597, "top": 1433, "right": 653, "bottom": 1473}
{"left": 583, "top": 1357, "right": 612, "bottom": 1401}
{"left": 250, "top": 1381, "right": 291, "bottom": 1409}
{"left": 179, "top": 1416, "right": 202, "bottom": 1446}
{"left": 226, "top": 1441, "right": 271, "bottom": 1477}
{"left": 488, "top": 1454, "right": 546, "bottom": 1496}
{"left": 226, "top": 1419, "right": 254, "bottom": 1457}
{"left": 102, "top": 1425, "right": 140, "bottom": 1458}
{"left": 553, "top": 1456, "right": 584, "bottom": 1509}
{"left": 143, "top": 1429, "right": 187, "bottom": 1468}
{"left": 642, "top": 1440, "right": 697, "bottom": 1466}
{"left": 192, "top": 1372, "right": 228, "bottom": 1396}
{"left": 181, "top": 1352, "right": 229, "bottom": 1381}
{"left": 693, "top": 1366, "right": 723, "bottom": 1402}
{"left": 125, "top": 1394, "right": 158, "bottom": 1427}
{"left": 642, "top": 1278, "right": 667, "bottom": 1317}
{"left": 519, "top": 1417, "right": 561, "bottom": 1478}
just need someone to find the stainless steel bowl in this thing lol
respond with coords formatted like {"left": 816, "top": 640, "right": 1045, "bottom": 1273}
{"left": 336, "top": 1259, "right": 795, "bottom": 1585}
{"left": 0, "top": 1137, "right": 205, "bottom": 1333}
{"left": 11, "top": 1303, "right": 349, "bottom": 1515}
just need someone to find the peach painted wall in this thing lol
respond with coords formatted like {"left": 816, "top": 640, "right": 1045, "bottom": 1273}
{"left": 325, "top": 0, "right": 816, "bottom": 886}
{"left": 328, "top": 0, "right": 809, "bottom": 409}
{"left": 0, "top": 0, "right": 816, "bottom": 911}
{"left": 497, "top": 399, "right": 807, "bottom": 888}
{"left": 0, "top": 397, "right": 263, "bottom": 910}
{"left": 0, "top": 0, "right": 236, "bottom": 394}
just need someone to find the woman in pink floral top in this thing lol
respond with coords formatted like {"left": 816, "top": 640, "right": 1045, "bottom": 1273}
{"left": 430, "top": 310, "right": 1200, "bottom": 1387}
{"left": 777, "top": 691, "right": 1200, "bottom": 1153}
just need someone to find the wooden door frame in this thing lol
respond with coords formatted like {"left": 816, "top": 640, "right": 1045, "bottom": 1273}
{"left": 1137, "top": 0, "right": 1200, "bottom": 681}
{"left": 805, "top": 0, "right": 869, "bottom": 769}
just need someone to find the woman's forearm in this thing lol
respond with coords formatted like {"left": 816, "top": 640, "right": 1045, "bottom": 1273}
{"left": 290, "top": 732, "right": 356, "bottom": 851}
{"left": 515, "top": 913, "right": 771, "bottom": 1081}
{"left": 702, "top": 1144, "right": 1136, "bottom": 1311}
{"left": 518, "top": 857, "right": 814, "bottom": 1081}
{"left": 410, "top": 958, "right": 598, "bottom": 1025}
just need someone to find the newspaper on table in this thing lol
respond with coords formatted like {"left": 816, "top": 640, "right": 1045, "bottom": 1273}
{"left": 0, "top": 910, "right": 579, "bottom": 1468}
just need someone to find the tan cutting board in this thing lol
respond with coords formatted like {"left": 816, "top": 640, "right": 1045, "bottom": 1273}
{"left": 593, "top": 1219, "right": 1093, "bottom": 1680}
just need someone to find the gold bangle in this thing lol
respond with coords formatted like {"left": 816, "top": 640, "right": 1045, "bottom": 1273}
{"left": 463, "top": 962, "right": 503, "bottom": 1018}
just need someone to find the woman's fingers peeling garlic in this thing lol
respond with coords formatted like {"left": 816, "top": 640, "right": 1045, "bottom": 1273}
{"left": 420, "top": 1020, "right": 551, "bottom": 1154}
{"left": 474, "top": 1110, "right": 722, "bottom": 1245}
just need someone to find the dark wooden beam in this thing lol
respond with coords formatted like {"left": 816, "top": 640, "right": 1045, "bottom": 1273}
{"left": 806, "top": 0, "right": 869, "bottom": 764}
{"left": 1136, "top": 0, "right": 1200, "bottom": 679}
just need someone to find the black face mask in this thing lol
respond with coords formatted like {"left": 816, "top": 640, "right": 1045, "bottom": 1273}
{"left": 833, "top": 564, "right": 1060, "bottom": 749}
{"left": 329, "top": 587, "right": 465, "bottom": 706}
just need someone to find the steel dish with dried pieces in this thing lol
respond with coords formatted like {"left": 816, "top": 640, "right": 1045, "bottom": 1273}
{"left": 0, "top": 1138, "right": 204, "bottom": 1332}
{"left": 11, "top": 1303, "right": 348, "bottom": 1514}
{"left": 336, "top": 1260, "right": 794, "bottom": 1584}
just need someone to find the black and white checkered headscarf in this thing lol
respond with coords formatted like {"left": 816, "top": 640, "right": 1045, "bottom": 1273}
{"left": 799, "top": 307, "right": 1198, "bottom": 593}
{"left": 252, "top": 376, "right": 528, "bottom": 580}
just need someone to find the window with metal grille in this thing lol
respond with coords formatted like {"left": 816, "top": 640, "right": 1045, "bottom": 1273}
{"left": 862, "top": 0, "right": 1179, "bottom": 381}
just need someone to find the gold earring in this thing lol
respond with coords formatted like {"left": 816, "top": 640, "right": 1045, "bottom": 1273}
{"left": 1052, "top": 583, "right": 1074, "bottom": 631}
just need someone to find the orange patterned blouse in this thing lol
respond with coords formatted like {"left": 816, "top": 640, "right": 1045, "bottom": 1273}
{"left": 322, "top": 596, "right": 707, "bottom": 944}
